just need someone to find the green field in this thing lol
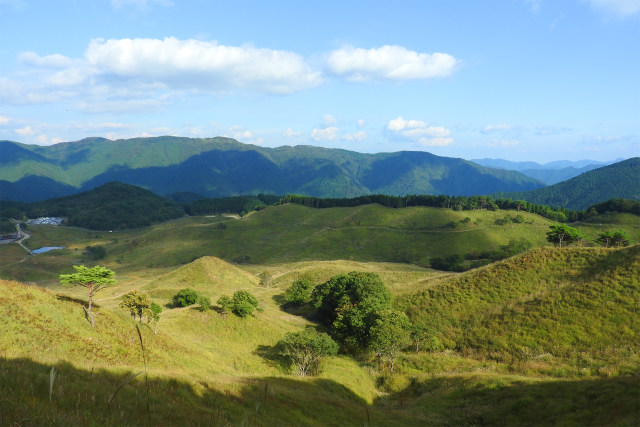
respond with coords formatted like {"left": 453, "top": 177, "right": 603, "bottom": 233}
{"left": 1, "top": 204, "right": 638, "bottom": 425}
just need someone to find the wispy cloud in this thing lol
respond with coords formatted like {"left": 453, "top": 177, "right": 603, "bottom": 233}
{"left": 586, "top": 0, "right": 640, "bottom": 17}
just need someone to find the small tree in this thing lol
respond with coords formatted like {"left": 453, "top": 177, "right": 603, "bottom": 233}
{"left": 259, "top": 271, "right": 273, "bottom": 288}
{"left": 59, "top": 265, "right": 116, "bottom": 328}
{"left": 275, "top": 328, "right": 339, "bottom": 376}
{"left": 597, "top": 231, "right": 614, "bottom": 248}
{"left": 147, "top": 302, "right": 162, "bottom": 335}
{"left": 119, "top": 290, "right": 152, "bottom": 322}
{"left": 172, "top": 288, "right": 200, "bottom": 307}
{"left": 230, "top": 290, "right": 260, "bottom": 317}
{"left": 546, "top": 224, "right": 580, "bottom": 248}
{"left": 611, "top": 230, "right": 631, "bottom": 248}
{"left": 198, "top": 295, "right": 211, "bottom": 312}
{"left": 217, "top": 290, "right": 260, "bottom": 317}
{"left": 217, "top": 295, "right": 234, "bottom": 314}
{"left": 368, "top": 310, "right": 412, "bottom": 373}
{"left": 410, "top": 324, "right": 441, "bottom": 353}
{"left": 284, "top": 278, "right": 313, "bottom": 305}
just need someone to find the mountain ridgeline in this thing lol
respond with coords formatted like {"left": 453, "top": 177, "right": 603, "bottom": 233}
{"left": 0, "top": 137, "right": 543, "bottom": 202}
{"left": 495, "top": 157, "right": 640, "bottom": 210}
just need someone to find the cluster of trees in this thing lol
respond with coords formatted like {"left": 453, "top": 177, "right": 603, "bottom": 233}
{"left": 184, "top": 194, "right": 280, "bottom": 216}
{"left": 546, "top": 224, "right": 632, "bottom": 248}
{"left": 29, "top": 182, "right": 185, "bottom": 230}
{"left": 172, "top": 288, "right": 211, "bottom": 311}
{"left": 280, "top": 194, "right": 582, "bottom": 222}
{"left": 430, "top": 238, "right": 533, "bottom": 272}
{"left": 276, "top": 272, "right": 437, "bottom": 375}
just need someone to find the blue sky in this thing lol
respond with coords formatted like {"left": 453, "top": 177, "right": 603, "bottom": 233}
{"left": 0, "top": 0, "right": 638, "bottom": 162}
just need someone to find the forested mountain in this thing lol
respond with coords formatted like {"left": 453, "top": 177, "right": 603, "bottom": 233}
{"left": 27, "top": 182, "right": 185, "bottom": 230}
{"left": 0, "top": 137, "right": 543, "bottom": 201}
{"left": 495, "top": 157, "right": 640, "bottom": 210}
{"left": 472, "top": 158, "right": 619, "bottom": 184}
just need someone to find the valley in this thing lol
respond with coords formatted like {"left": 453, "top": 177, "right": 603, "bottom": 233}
{"left": 0, "top": 202, "right": 638, "bottom": 425}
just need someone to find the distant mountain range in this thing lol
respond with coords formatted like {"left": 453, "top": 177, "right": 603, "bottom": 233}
{"left": 494, "top": 158, "right": 640, "bottom": 210}
{"left": 472, "top": 158, "right": 623, "bottom": 185}
{"left": 0, "top": 137, "right": 543, "bottom": 202}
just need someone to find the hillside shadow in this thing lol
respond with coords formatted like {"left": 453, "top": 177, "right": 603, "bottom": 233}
{"left": 1, "top": 356, "right": 638, "bottom": 426}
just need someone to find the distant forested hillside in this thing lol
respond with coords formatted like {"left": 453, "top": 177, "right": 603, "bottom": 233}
{"left": 495, "top": 158, "right": 640, "bottom": 210}
{"left": 0, "top": 137, "right": 543, "bottom": 201}
{"left": 27, "top": 182, "right": 185, "bottom": 230}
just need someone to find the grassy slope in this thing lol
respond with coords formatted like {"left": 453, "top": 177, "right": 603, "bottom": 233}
{"left": 398, "top": 246, "right": 640, "bottom": 375}
{"left": 2, "top": 242, "right": 640, "bottom": 425}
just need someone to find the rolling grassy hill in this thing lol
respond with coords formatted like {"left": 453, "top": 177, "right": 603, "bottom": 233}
{"left": 1, "top": 243, "right": 639, "bottom": 425}
{"left": 0, "top": 136, "right": 543, "bottom": 201}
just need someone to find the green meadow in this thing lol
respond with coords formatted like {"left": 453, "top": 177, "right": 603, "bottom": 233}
{"left": 0, "top": 203, "right": 638, "bottom": 425}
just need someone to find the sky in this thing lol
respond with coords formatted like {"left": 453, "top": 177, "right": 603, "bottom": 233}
{"left": 0, "top": 0, "right": 638, "bottom": 163}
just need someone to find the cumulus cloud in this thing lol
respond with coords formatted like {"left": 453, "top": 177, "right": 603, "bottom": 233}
{"left": 283, "top": 128, "right": 303, "bottom": 138}
{"left": 15, "top": 125, "right": 36, "bottom": 135}
{"left": 0, "top": 115, "right": 10, "bottom": 125}
{"left": 85, "top": 37, "right": 323, "bottom": 94}
{"left": 326, "top": 45, "right": 458, "bottom": 81}
{"left": 387, "top": 116, "right": 453, "bottom": 146}
{"left": 342, "top": 131, "right": 367, "bottom": 141}
{"left": 322, "top": 114, "right": 337, "bottom": 126}
{"left": 310, "top": 127, "right": 339, "bottom": 141}
{"left": 357, "top": 119, "right": 366, "bottom": 127}
{"left": 587, "top": 0, "right": 640, "bottom": 17}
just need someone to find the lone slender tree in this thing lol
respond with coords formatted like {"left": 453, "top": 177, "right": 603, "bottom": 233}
{"left": 59, "top": 265, "right": 116, "bottom": 328}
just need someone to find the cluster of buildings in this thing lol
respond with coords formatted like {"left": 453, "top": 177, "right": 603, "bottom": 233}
{"left": 27, "top": 217, "right": 64, "bottom": 225}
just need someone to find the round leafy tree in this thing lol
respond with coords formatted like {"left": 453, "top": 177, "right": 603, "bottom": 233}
{"left": 284, "top": 278, "right": 314, "bottom": 305}
{"left": 311, "top": 272, "right": 392, "bottom": 352}
{"left": 172, "top": 288, "right": 200, "bottom": 307}
{"left": 275, "top": 328, "right": 338, "bottom": 376}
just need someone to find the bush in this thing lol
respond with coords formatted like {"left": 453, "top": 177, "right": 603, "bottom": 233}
{"left": 217, "top": 290, "right": 260, "bottom": 317}
{"left": 284, "top": 279, "right": 313, "bottom": 305}
{"left": 172, "top": 288, "right": 200, "bottom": 307}
{"left": 197, "top": 295, "right": 211, "bottom": 311}
{"left": 231, "top": 290, "right": 259, "bottom": 317}
{"left": 85, "top": 245, "right": 106, "bottom": 260}
{"left": 217, "top": 295, "right": 234, "bottom": 313}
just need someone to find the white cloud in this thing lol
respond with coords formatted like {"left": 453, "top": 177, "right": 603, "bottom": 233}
{"left": 322, "top": 114, "right": 337, "bottom": 126}
{"left": 0, "top": 115, "right": 10, "bottom": 125}
{"left": 488, "top": 139, "right": 520, "bottom": 147}
{"left": 357, "top": 119, "right": 366, "bottom": 128}
{"left": 587, "top": 0, "right": 640, "bottom": 17}
{"left": 283, "top": 128, "right": 302, "bottom": 138}
{"left": 19, "top": 52, "right": 75, "bottom": 68}
{"left": 342, "top": 131, "right": 367, "bottom": 141}
{"left": 326, "top": 45, "right": 458, "bottom": 81}
{"left": 419, "top": 137, "right": 454, "bottom": 147}
{"left": 85, "top": 37, "right": 323, "bottom": 94}
{"left": 110, "top": 0, "right": 171, "bottom": 9}
{"left": 15, "top": 125, "right": 36, "bottom": 135}
{"left": 482, "top": 124, "right": 513, "bottom": 133}
{"left": 386, "top": 116, "right": 453, "bottom": 146}
{"left": 310, "top": 127, "right": 339, "bottom": 141}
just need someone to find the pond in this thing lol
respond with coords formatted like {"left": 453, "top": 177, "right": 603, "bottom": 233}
{"left": 32, "top": 246, "right": 66, "bottom": 254}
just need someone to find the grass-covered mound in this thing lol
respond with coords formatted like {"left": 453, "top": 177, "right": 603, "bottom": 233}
{"left": 398, "top": 245, "right": 640, "bottom": 376}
